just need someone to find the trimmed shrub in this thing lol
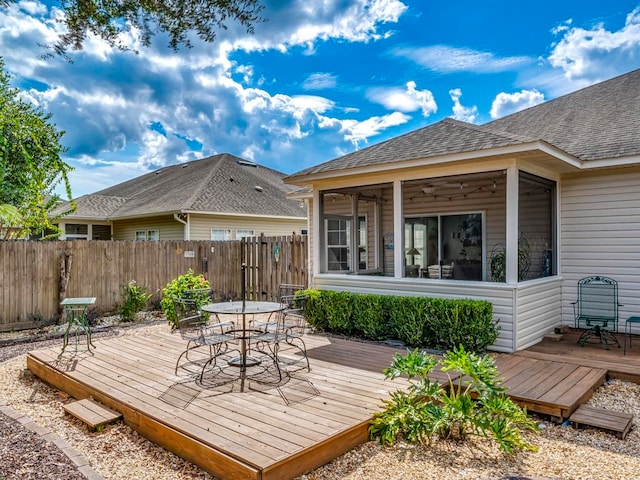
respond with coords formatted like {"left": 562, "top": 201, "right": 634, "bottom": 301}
{"left": 303, "top": 289, "right": 498, "bottom": 352}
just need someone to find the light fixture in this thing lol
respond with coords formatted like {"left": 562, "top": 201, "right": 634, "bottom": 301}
{"left": 407, "top": 247, "right": 421, "bottom": 256}
{"left": 422, "top": 186, "right": 434, "bottom": 194}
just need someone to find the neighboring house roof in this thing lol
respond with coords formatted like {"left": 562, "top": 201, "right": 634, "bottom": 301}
{"left": 55, "top": 154, "right": 307, "bottom": 220}
{"left": 287, "top": 68, "right": 640, "bottom": 180}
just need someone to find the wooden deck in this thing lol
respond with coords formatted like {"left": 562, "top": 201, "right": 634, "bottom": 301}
{"left": 27, "top": 332, "right": 412, "bottom": 480}
{"left": 25, "top": 329, "right": 620, "bottom": 480}
{"left": 516, "top": 328, "right": 640, "bottom": 384}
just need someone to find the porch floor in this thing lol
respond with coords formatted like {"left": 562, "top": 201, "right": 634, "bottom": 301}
{"left": 517, "top": 328, "right": 640, "bottom": 384}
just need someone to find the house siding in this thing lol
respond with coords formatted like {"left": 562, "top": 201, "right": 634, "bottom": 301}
{"left": 515, "top": 277, "right": 562, "bottom": 350}
{"left": 561, "top": 167, "right": 640, "bottom": 335}
{"left": 312, "top": 275, "right": 515, "bottom": 352}
{"left": 188, "top": 214, "right": 307, "bottom": 240}
{"left": 112, "top": 216, "right": 185, "bottom": 240}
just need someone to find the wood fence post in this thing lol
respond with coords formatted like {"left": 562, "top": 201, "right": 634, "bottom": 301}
{"left": 59, "top": 250, "right": 73, "bottom": 321}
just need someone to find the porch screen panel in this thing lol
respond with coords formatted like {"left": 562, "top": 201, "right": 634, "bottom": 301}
{"left": 518, "top": 172, "right": 556, "bottom": 280}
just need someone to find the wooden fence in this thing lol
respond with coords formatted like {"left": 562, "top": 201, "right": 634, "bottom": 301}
{"left": 0, "top": 235, "right": 307, "bottom": 332}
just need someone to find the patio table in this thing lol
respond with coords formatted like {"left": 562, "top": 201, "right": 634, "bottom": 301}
{"left": 201, "top": 301, "right": 285, "bottom": 385}
{"left": 59, "top": 297, "right": 96, "bottom": 355}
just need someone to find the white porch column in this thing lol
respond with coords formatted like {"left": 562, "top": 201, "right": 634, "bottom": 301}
{"left": 505, "top": 165, "right": 519, "bottom": 284}
{"left": 393, "top": 179, "right": 403, "bottom": 278}
{"left": 313, "top": 189, "right": 321, "bottom": 276}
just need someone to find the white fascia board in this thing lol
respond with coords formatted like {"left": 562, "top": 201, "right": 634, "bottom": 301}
{"left": 182, "top": 210, "right": 307, "bottom": 221}
{"left": 285, "top": 141, "right": 582, "bottom": 185}
{"left": 580, "top": 154, "right": 640, "bottom": 170}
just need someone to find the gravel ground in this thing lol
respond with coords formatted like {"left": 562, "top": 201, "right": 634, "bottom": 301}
{"left": 1, "top": 318, "right": 639, "bottom": 480}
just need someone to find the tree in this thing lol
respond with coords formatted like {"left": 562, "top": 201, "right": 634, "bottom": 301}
{"left": 0, "top": 58, "right": 73, "bottom": 238}
{"left": 2, "top": 0, "right": 265, "bottom": 55}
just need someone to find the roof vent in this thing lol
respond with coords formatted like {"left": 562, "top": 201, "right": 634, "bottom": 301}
{"left": 182, "top": 164, "right": 188, "bottom": 168}
{"left": 237, "top": 159, "right": 257, "bottom": 167}
{"left": 254, "top": 185, "right": 263, "bottom": 192}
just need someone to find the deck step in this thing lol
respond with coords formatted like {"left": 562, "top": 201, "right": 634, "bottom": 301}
{"left": 569, "top": 404, "right": 633, "bottom": 439}
{"left": 544, "top": 333, "right": 563, "bottom": 342}
{"left": 63, "top": 398, "right": 122, "bottom": 431}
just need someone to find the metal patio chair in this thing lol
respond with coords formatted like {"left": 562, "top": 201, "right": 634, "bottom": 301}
{"left": 572, "top": 276, "right": 622, "bottom": 349}
{"left": 280, "top": 293, "right": 310, "bottom": 372}
{"left": 173, "top": 297, "right": 235, "bottom": 374}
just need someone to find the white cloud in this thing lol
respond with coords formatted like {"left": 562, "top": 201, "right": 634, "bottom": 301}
{"left": 449, "top": 88, "right": 478, "bottom": 124}
{"left": 489, "top": 89, "right": 545, "bottom": 119}
{"left": 367, "top": 81, "right": 437, "bottom": 116}
{"left": 302, "top": 73, "right": 337, "bottom": 90}
{"left": 392, "top": 45, "right": 531, "bottom": 73}
{"left": 2, "top": 0, "right": 415, "bottom": 198}
{"left": 548, "top": 8, "right": 640, "bottom": 83}
{"left": 341, "top": 111, "right": 410, "bottom": 144}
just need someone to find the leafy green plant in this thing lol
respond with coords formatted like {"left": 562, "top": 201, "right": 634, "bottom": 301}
{"left": 118, "top": 280, "right": 153, "bottom": 322}
{"left": 370, "top": 347, "right": 538, "bottom": 454}
{"left": 161, "top": 269, "right": 211, "bottom": 328}
{"left": 489, "top": 234, "right": 531, "bottom": 282}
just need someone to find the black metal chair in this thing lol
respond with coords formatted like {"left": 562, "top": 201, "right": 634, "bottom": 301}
{"left": 173, "top": 297, "right": 235, "bottom": 375}
{"left": 280, "top": 293, "right": 310, "bottom": 372}
{"left": 278, "top": 284, "right": 306, "bottom": 300}
{"left": 251, "top": 312, "right": 285, "bottom": 381}
{"left": 572, "top": 276, "right": 622, "bottom": 349}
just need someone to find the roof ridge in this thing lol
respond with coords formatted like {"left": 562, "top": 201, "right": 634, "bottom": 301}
{"left": 444, "top": 117, "right": 534, "bottom": 143}
{"left": 182, "top": 154, "right": 227, "bottom": 210}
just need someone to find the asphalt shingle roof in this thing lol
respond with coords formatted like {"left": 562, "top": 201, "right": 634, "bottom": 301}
{"left": 288, "top": 68, "right": 640, "bottom": 179}
{"left": 57, "top": 154, "right": 306, "bottom": 220}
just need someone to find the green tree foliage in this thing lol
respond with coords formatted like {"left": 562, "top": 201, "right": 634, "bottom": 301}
{"left": 370, "top": 347, "right": 538, "bottom": 455}
{"left": 0, "top": 59, "right": 73, "bottom": 237}
{"left": 1, "top": 0, "right": 265, "bottom": 55}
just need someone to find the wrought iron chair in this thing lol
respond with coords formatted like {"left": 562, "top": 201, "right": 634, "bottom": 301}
{"left": 278, "top": 283, "right": 306, "bottom": 300}
{"left": 173, "top": 297, "right": 235, "bottom": 374}
{"left": 251, "top": 312, "right": 284, "bottom": 381}
{"left": 280, "top": 293, "right": 310, "bottom": 372}
{"left": 572, "top": 276, "right": 622, "bottom": 349}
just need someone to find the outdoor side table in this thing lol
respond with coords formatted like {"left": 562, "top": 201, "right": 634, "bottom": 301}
{"left": 624, "top": 316, "right": 640, "bottom": 355}
{"left": 60, "top": 297, "right": 97, "bottom": 355}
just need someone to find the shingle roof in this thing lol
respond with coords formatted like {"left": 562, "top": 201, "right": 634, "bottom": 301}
{"left": 289, "top": 118, "right": 534, "bottom": 178}
{"left": 57, "top": 154, "right": 306, "bottom": 220}
{"left": 486, "top": 68, "right": 640, "bottom": 161}
{"left": 288, "top": 68, "right": 640, "bottom": 179}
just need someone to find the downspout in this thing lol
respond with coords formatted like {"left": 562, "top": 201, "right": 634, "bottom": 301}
{"left": 173, "top": 213, "right": 189, "bottom": 240}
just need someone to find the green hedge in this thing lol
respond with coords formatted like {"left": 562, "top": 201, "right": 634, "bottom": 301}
{"left": 302, "top": 289, "right": 499, "bottom": 353}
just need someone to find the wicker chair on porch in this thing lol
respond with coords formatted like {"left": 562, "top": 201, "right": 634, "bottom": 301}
{"left": 572, "top": 276, "right": 622, "bottom": 350}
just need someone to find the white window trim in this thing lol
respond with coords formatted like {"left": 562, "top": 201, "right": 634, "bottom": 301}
{"left": 324, "top": 215, "right": 351, "bottom": 272}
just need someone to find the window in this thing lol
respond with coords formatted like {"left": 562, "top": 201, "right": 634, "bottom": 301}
{"left": 404, "top": 212, "right": 484, "bottom": 280}
{"left": 65, "top": 223, "right": 89, "bottom": 240}
{"left": 236, "top": 229, "right": 255, "bottom": 239}
{"left": 211, "top": 229, "right": 231, "bottom": 241}
{"left": 325, "top": 217, "right": 351, "bottom": 272}
{"left": 135, "top": 230, "right": 160, "bottom": 241}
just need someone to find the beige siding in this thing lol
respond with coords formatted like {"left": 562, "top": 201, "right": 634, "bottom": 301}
{"left": 515, "top": 277, "right": 562, "bottom": 350}
{"left": 313, "top": 275, "right": 515, "bottom": 352}
{"left": 561, "top": 168, "right": 640, "bottom": 335}
{"left": 112, "top": 216, "right": 185, "bottom": 240}
{"left": 188, "top": 214, "right": 307, "bottom": 240}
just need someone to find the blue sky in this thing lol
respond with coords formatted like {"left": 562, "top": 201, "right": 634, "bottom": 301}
{"left": 2, "top": 0, "right": 640, "bottom": 198}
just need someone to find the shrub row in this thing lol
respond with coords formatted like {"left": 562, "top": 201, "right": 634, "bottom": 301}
{"left": 303, "top": 289, "right": 498, "bottom": 352}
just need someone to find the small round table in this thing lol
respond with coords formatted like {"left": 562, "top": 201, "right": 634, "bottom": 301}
{"left": 201, "top": 301, "right": 284, "bottom": 371}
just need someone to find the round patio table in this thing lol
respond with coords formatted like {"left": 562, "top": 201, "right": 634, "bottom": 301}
{"left": 201, "top": 301, "right": 284, "bottom": 372}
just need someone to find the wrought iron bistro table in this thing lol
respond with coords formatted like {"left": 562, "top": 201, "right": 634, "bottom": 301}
{"left": 201, "top": 301, "right": 285, "bottom": 375}
{"left": 59, "top": 297, "right": 96, "bottom": 355}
